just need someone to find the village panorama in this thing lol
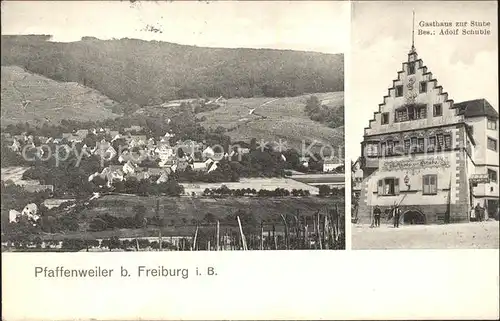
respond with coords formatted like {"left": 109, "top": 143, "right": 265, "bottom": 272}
{"left": 0, "top": 35, "right": 346, "bottom": 252}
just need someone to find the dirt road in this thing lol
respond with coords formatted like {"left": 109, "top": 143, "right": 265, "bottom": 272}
{"left": 352, "top": 220, "right": 499, "bottom": 249}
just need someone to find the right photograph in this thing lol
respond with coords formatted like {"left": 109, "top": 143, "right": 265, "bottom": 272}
{"left": 350, "top": 1, "right": 499, "bottom": 249}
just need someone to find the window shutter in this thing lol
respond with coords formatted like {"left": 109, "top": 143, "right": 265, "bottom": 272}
{"left": 394, "top": 178, "right": 400, "bottom": 194}
{"left": 377, "top": 180, "right": 383, "bottom": 195}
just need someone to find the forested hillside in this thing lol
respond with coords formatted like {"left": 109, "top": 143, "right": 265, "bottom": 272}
{"left": 1, "top": 35, "right": 344, "bottom": 107}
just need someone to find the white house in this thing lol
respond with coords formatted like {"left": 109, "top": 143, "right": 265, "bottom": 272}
{"left": 9, "top": 209, "right": 21, "bottom": 223}
{"left": 202, "top": 146, "right": 215, "bottom": 159}
{"left": 323, "top": 159, "right": 343, "bottom": 172}
{"left": 21, "top": 203, "right": 39, "bottom": 222}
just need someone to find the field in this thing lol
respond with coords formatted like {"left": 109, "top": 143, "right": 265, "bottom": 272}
{"left": 198, "top": 92, "right": 344, "bottom": 151}
{"left": 83, "top": 194, "right": 343, "bottom": 223}
{"left": 181, "top": 177, "right": 319, "bottom": 195}
{"left": 1, "top": 66, "right": 120, "bottom": 127}
{"left": 352, "top": 221, "right": 500, "bottom": 249}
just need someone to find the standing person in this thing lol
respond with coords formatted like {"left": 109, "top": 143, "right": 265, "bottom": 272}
{"left": 373, "top": 205, "right": 381, "bottom": 227}
{"left": 470, "top": 206, "right": 476, "bottom": 221}
{"left": 474, "top": 203, "right": 481, "bottom": 222}
{"left": 393, "top": 206, "right": 401, "bottom": 228}
{"left": 480, "top": 204, "right": 486, "bottom": 222}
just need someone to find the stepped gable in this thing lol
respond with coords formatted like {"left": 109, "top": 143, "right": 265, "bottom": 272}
{"left": 363, "top": 47, "right": 456, "bottom": 135}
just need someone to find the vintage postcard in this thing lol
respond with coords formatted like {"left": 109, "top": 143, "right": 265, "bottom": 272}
{"left": 1, "top": 1, "right": 499, "bottom": 320}
{"left": 350, "top": 1, "right": 499, "bottom": 250}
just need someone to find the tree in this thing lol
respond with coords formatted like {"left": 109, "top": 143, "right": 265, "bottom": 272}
{"left": 318, "top": 185, "right": 331, "bottom": 197}
{"left": 203, "top": 213, "right": 217, "bottom": 224}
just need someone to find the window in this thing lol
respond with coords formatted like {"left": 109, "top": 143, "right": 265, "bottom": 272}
{"left": 419, "top": 81, "right": 427, "bottom": 93}
{"left": 378, "top": 178, "right": 400, "bottom": 196}
{"left": 487, "top": 119, "right": 497, "bottom": 130}
{"left": 396, "top": 108, "right": 408, "bottom": 122}
{"left": 444, "top": 134, "right": 452, "bottom": 150}
{"left": 365, "top": 143, "right": 379, "bottom": 157}
{"left": 488, "top": 169, "right": 498, "bottom": 183}
{"left": 422, "top": 174, "right": 438, "bottom": 195}
{"left": 393, "top": 140, "right": 401, "bottom": 154}
{"left": 395, "top": 105, "right": 427, "bottom": 122}
{"left": 395, "top": 85, "right": 403, "bottom": 97}
{"left": 428, "top": 136, "right": 436, "bottom": 152}
{"left": 437, "top": 134, "right": 444, "bottom": 151}
{"left": 418, "top": 138, "right": 424, "bottom": 152}
{"left": 408, "top": 62, "right": 416, "bottom": 75}
{"left": 487, "top": 137, "right": 497, "bottom": 151}
{"left": 387, "top": 140, "right": 394, "bottom": 155}
{"left": 410, "top": 137, "right": 418, "bottom": 153}
{"left": 404, "top": 139, "right": 411, "bottom": 153}
{"left": 433, "top": 104, "right": 442, "bottom": 116}
{"left": 416, "top": 106, "right": 427, "bottom": 119}
{"left": 380, "top": 142, "right": 387, "bottom": 156}
{"left": 381, "top": 112, "right": 389, "bottom": 125}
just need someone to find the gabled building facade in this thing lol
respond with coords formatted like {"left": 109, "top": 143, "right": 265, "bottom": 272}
{"left": 358, "top": 45, "right": 499, "bottom": 225}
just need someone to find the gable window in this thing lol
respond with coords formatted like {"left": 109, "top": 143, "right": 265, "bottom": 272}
{"left": 422, "top": 174, "right": 438, "bottom": 195}
{"left": 419, "top": 81, "right": 427, "bottom": 93}
{"left": 488, "top": 169, "right": 498, "bottom": 183}
{"left": 381, "top": 112, "right": 389, "bottom": 125}
{"left": 487, "top": 137, "right": 497, "bottom": 151}
{"left": 395, "top": 108, "right": 408, "bottom": 122}
{"left": 433, "top": 104, "right": 442, "bottom": 116}
{"left": 487, "top": 119, "right": 497, "bottom": 130}
{"left": 395, "top": 85, "right": 403, "bottom": 97}
{"left": 416, "top": 106, "right": 427, "bottom": 119}
{"left": 378, "top": 177, "right": 400, "bottom": 196}
{"left": 408, "top": 62, "right": 416, "bottom": 75}
{"left": 395, "top": 105, "right": 427, "bottom": 122}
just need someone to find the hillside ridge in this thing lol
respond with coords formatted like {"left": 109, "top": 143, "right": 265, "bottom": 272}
{"left": 1, "top": 35, "right": 344, "bottom": 106}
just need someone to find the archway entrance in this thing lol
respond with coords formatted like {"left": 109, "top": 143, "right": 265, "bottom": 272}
{"left": 402, "top": 210, "right": 426, "bottom": 225}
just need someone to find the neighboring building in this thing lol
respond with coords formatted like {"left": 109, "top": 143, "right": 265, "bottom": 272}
{"left": 23, "top": 184, "right": 54, "bottom": 194}
{"left": 352, "top": 159, "right": 363, "bottom": 199}
{"left": 358, "top": 43, "right": 499, "bottom": 225}
{"left": 323, "top": 159, "right": 343, "bottom": 173}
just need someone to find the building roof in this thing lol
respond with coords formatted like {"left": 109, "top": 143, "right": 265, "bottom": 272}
{"left": 454, "top": 99, "right": 498, "bottom": 119}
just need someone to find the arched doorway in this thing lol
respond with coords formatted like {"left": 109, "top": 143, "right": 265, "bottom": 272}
{"left": 402, "top": 210, "right": 426, "bottom": 225}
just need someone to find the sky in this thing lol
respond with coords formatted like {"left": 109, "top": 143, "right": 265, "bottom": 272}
{"left": 347, "top": 1, "right": 498, "bottom": 158}
{"left": 0, "top": 0, "right": 349, "bottom": 54}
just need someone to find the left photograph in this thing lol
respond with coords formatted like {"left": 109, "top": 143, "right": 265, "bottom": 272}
{"left": 1, "top": 1, "right": 346, "bottom": 252}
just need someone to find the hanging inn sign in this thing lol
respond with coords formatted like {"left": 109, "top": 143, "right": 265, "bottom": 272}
{"left": 381, "top": 156, "right": 450, "bottom": 173}
{"left": 469, "top": 174, "right": 490, "bottom": 186}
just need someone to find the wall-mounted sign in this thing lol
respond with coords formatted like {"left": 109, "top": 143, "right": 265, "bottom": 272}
{"left": 470, "top": 174, "right": 489, "bottom": 184}
{"left": 381, "top": 156, "right": 450, "bottom": 172}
